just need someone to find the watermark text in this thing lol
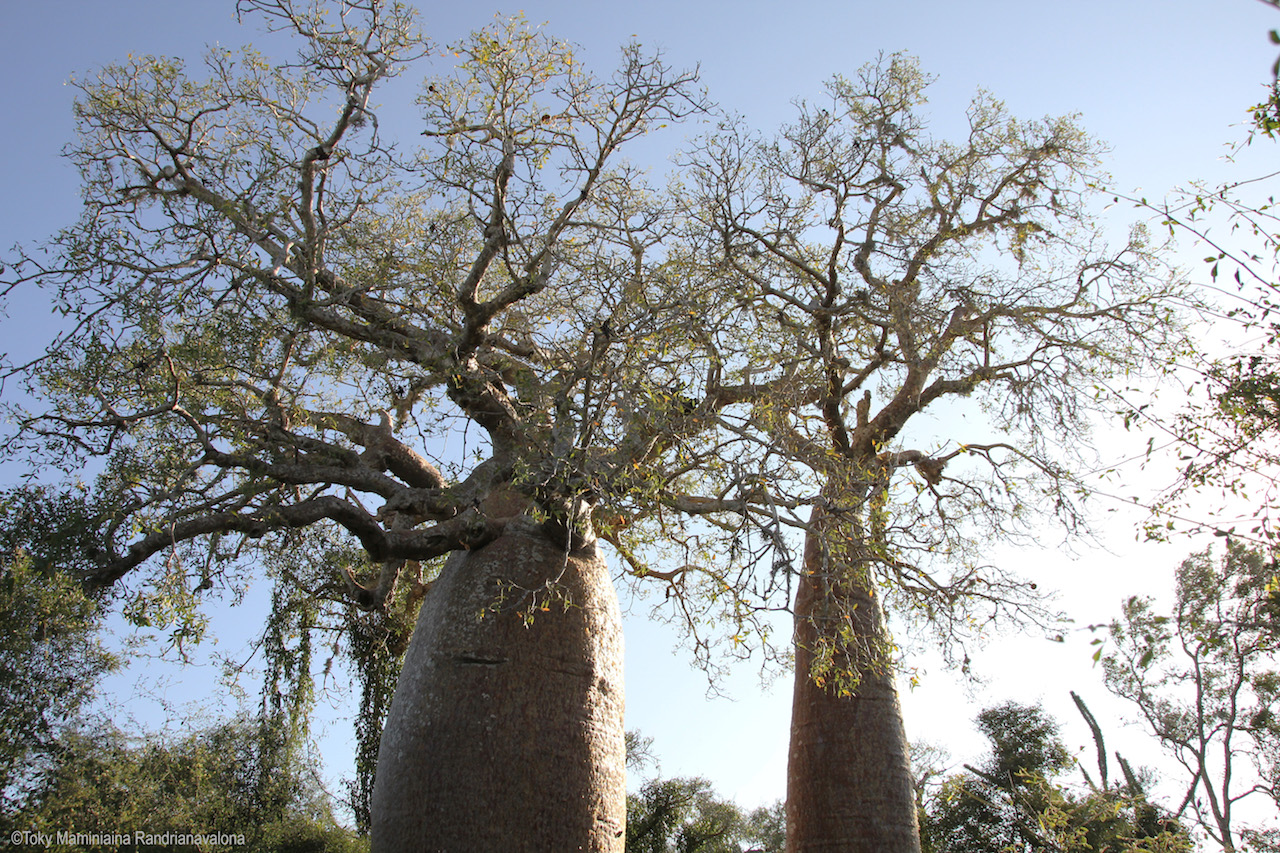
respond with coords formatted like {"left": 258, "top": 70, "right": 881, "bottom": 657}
{"left": 10, "top": 829, "right": 246, "bottom": 848}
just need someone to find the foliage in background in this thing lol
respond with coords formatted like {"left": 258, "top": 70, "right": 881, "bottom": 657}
{"left": 918, "top": 701, "right": 1188, "bottom": 853}
{"left": 237, "top": 531, "right": 432, "bottom": 835}
{"left": 0, "top": 498, "right": 366, "bottom": 848}
{"left": 625, "top": 732, "right": 785, "bottom": 853}
{"left": 0, "top": 492, "right": 119, "bottom": 817}
{"left": 0, "top": 480, "right": 423, "bottom": 843}
{"left": 9, "top": 716, "right": 365, "bottom": 853}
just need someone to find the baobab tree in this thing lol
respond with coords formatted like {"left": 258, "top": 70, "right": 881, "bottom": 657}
{"left": 653, "top": 55, "right": 1192, "bottom": 852}
{"left": 0, "top": 2, "right": 709, "bottom": 850}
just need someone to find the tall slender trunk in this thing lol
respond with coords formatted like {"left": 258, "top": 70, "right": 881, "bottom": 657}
{"left": 786, "top": 509, "right": 920, "bottom": 853}
{"left": 370, "top": 523, "right": 625, "bottom": 852}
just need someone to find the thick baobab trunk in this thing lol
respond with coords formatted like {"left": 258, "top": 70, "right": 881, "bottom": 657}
{"left": 370, "top": 520, "right": 625, "bottom": 852}
{"left": 786, "top": 517, "right": 921, "bottom": 853}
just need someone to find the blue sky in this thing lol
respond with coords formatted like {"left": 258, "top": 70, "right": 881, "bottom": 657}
{"left": 2, "top": 0, "right": 1277, "bottom": 819}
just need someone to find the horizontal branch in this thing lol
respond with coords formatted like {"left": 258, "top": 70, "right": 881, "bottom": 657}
{"left": 91, "top": 495, "right": 507, "bottom": 590}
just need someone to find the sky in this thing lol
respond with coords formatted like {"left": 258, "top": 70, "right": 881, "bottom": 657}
{"left": 1, "top": 0, "right": 1278, "bottom": 829}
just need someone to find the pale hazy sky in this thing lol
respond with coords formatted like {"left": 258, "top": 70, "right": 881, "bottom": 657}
{"left": 2, "top": 0, "right": 1276, "bottom": 818}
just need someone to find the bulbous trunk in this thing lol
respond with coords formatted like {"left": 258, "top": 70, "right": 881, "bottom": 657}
{"left": 370, "top": 523, "right": 625, "bottom": 852}
{"left": 786, "top": 516, "right": 921, "bottom": 853}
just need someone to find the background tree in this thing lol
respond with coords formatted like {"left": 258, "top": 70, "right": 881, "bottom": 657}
{"left": 922, "top": 702, "right": 1070, "bottom": 853}
{"left": 0, "top": 1, "right": 710, "bottom": 849}
{"left": 12, "top": 716, "right": 364, "bottom": 853}
{"left": 664, "top": 53, "right": 1189, "bottom": 852}
{"left": 0, "top": 489, "right": 119, "bottom": 819}
{"left": 919, "top": 701, "right": 1188, "bottom": 853}
{"left": 625, "top": 733, "right": 785, "bottom": 853}
{"left": 626, "top": 777, "right": 743, "bottom": 853}
{"left": 1102, "top": 544, "right": 1280, "bottom": 852}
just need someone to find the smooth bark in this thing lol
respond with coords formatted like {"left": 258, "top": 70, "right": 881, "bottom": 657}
{"left": 371, "top": 519, "right": 625, "bottom": 852}
{"left": 786, "top": 519, "right": 921, "bottom": 853}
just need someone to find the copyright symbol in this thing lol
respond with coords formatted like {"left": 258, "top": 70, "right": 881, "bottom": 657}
{"left": 11, "top": 830, "right": 22, "bottom": 845}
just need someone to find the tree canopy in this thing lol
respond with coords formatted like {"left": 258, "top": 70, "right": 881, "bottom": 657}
{"left": 0, "top": 0, "right": 713, "bottom": 611}
{"left": 632, "top": 52, "right": 1193, "bottom": 675}
{"left": 626, "top": 732, "right": 785, "bottom": 853}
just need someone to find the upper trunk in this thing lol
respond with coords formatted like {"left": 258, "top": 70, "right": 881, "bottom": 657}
{"left": 786, "top": 509, "right": 921, "bottom": 853}
{"left": 370, "top": 519, "right": 625, "bottom": 852}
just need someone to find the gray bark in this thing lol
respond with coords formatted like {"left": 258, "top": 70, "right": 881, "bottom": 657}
{"left": 786, "top": 520, "right": 921, "bottom": 853}
{"left": 371, "top": 520, "right": 625, "bottom": 852}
